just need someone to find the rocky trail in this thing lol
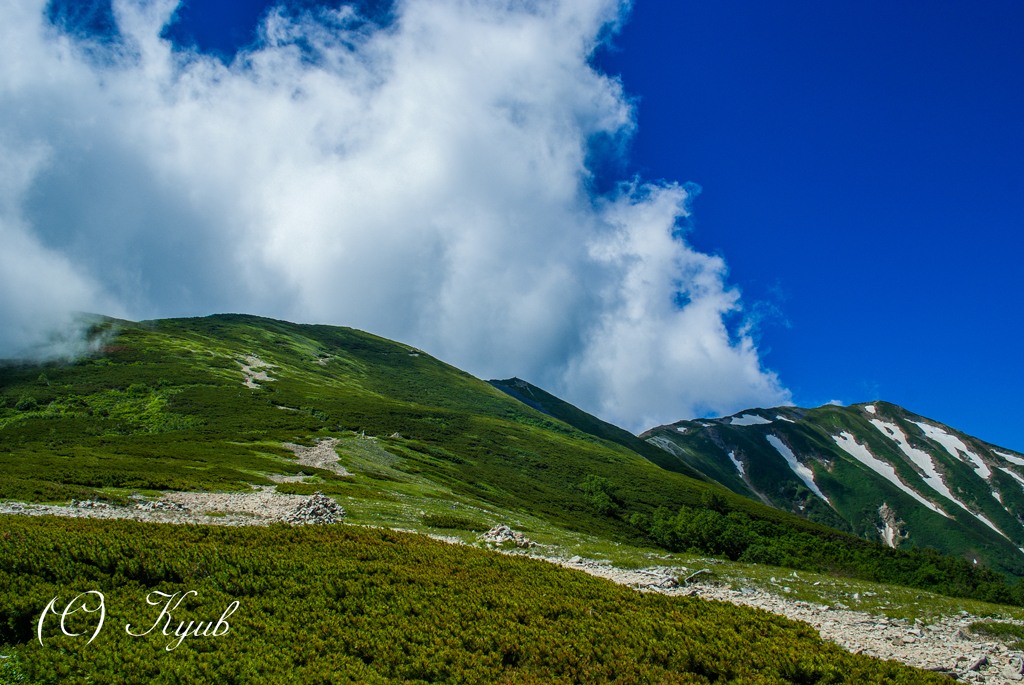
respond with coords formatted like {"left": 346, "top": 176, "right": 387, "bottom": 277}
{"left": 0, "top": 488, "right": 344, "bottom": 526}
{"left": 535, "top": 554, "right": 1023, "bottom": 683}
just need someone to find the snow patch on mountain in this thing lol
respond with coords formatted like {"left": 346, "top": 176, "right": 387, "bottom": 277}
{"left": 914, "top": 421, "right": 991, "bottom": 479}
{"left": 766, "top": 434, "right": 830, "bottom": 505}
{"left": 727, "top": 450, "right": 746, "bottom": 477}
{"left": 865, "top": 405, "right": 876, "bottom": 414}
{"left": 870, "top": 420, "right": 1006, "bottom": 538}
{"left": 995, "top": 450, "right": 1024, "bottom": 466}
{"left": 776, "top": 415, "right": 795, "bottom": 423}
{"left": 731, "top": 414, "right": 772, "bottom": 426}
{"left": 647, "top": 435, "right": 686, "bottom": 460}
{"left": 832, "top": 432, "right": 947, "bottom": 516}
{"left": 999, "top": 467, "right": 1024, "bottom": 489}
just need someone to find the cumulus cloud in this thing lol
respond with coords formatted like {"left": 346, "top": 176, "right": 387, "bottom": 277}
{"left": 0, "top": 0, "right": 790, "bottom": 431}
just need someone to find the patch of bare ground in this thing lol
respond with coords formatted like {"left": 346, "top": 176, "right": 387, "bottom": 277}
{"left": 281, "top": 437, "right": 352, "bottom": 476}
{"left": 237, "top": 354, "right": 276, "bottom": 389}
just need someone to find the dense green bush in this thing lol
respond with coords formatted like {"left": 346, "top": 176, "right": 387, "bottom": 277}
{"left": 14, "top": 396, "right": 37, "bottom": 412}
{"left": 421, "top": 513, "right": 485, "bottom": 530}
{"left": 637, "top": 503, "right": 1024, "bottom": 606}
{"left": 0, "top": 515, "right": 944, "bottom": 684}
{"left": 575, "top": 475, "right": 618, "bottom": 516}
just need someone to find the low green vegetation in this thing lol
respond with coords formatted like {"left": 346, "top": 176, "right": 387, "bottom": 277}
{"left": 421, "top": 513, "right": 485, "bottom": 530}
{"left": 969, "top": 621, "right": 1024, "bottom": 649}
{"left": 0, "top": 515, "right": 944, "bottom": 685}
{"left": 633, "top": 502, "right": 1024, "bottom": 606}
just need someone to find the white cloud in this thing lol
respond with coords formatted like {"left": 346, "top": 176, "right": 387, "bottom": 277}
{"left": 0, "top": 0, "right": 790, "bottom": 431}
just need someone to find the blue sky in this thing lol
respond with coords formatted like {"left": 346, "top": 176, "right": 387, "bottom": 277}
{"left": 1, "top": 0, "right": 1021, "bottom": 449}
{"left": 593, "top": 1, "right": 1024, "bottom": 448}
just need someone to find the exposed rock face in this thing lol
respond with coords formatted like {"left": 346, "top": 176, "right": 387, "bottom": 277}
{"left": 877, "top": 502, "right": 909, "bottom": 548}
{"left": 284, "top": 492, "right": 346, "bottom": 525}
{"left": 479, "top": 524, "right": 538, "bottom": 548}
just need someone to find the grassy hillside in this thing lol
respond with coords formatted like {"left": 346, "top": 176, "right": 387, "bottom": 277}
{"left": 0, "top": 315, "right": 748, "bottom": 541}
{"left": 0, "top": 314, "right": 1021, "bottom": 605}
{"left": 0, "top": 515, "right": 945, "bottom": 685}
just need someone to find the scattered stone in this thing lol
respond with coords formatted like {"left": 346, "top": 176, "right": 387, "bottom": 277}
{"left": 969, "top": 655, "right": 989, "bottom": 672}
{"left": 70, "top": 499, "right": 112, "bottom": 509}
{"left": 135, "top": 500, "right": 189, "bottom": 512}
{"left": 238, "top": 354, "right": 276, "bottom": 389}
{"left": 283, "top": 492, "right": 346, "bottom": 525}
{"left": 7, "top": 495, "right": 1024, "bottom": 684}
{"left": 282, "top": 438, "right": 352, "bottom": 477}
{"left": 683, "top": 569, "right": 712, "bottom": 585}
{"left": 479, "top": 524, "right": 538, "bottom": 548}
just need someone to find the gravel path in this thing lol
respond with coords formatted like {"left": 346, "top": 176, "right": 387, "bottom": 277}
{"left": 521, "top": 553, "right": 1024, "bottom": 684}
{"left": 0, "top": 488, "right": 307, "bottom": 527}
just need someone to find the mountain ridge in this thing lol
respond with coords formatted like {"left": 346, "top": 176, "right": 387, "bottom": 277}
{"left": 484, "top": 375, "right": 1024, "bottom": 578}
{"left": 640, "top": 402, "right": 1024, "bottom": 576}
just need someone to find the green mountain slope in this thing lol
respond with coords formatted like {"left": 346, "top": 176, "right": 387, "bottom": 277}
{"left": 641, "top": 403, "right": 1024, "bottom": 576}
{"left": 1, "top": 314, "right": 1021, "bottom": 605}
{"left": 488, "top": 377, "right": 709, "bottom": 481}
{"left": 0, "top": 314, "right": 743, "bottom": 542}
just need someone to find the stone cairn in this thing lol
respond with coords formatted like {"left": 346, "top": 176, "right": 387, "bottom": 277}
{"left": 479, "top": 524, "right": 538, "bottom": 548}
{"left": 284, "top": 492, "right": 346, "bottom": 525}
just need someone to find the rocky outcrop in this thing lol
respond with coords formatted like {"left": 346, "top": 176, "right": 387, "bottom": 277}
{"left": 877, "top": 502, "right": 909, "bottom": 548}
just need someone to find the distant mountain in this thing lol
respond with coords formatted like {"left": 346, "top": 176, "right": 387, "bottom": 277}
{"left": 641, "top": 403, "right": 1024, "bottom": 576}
